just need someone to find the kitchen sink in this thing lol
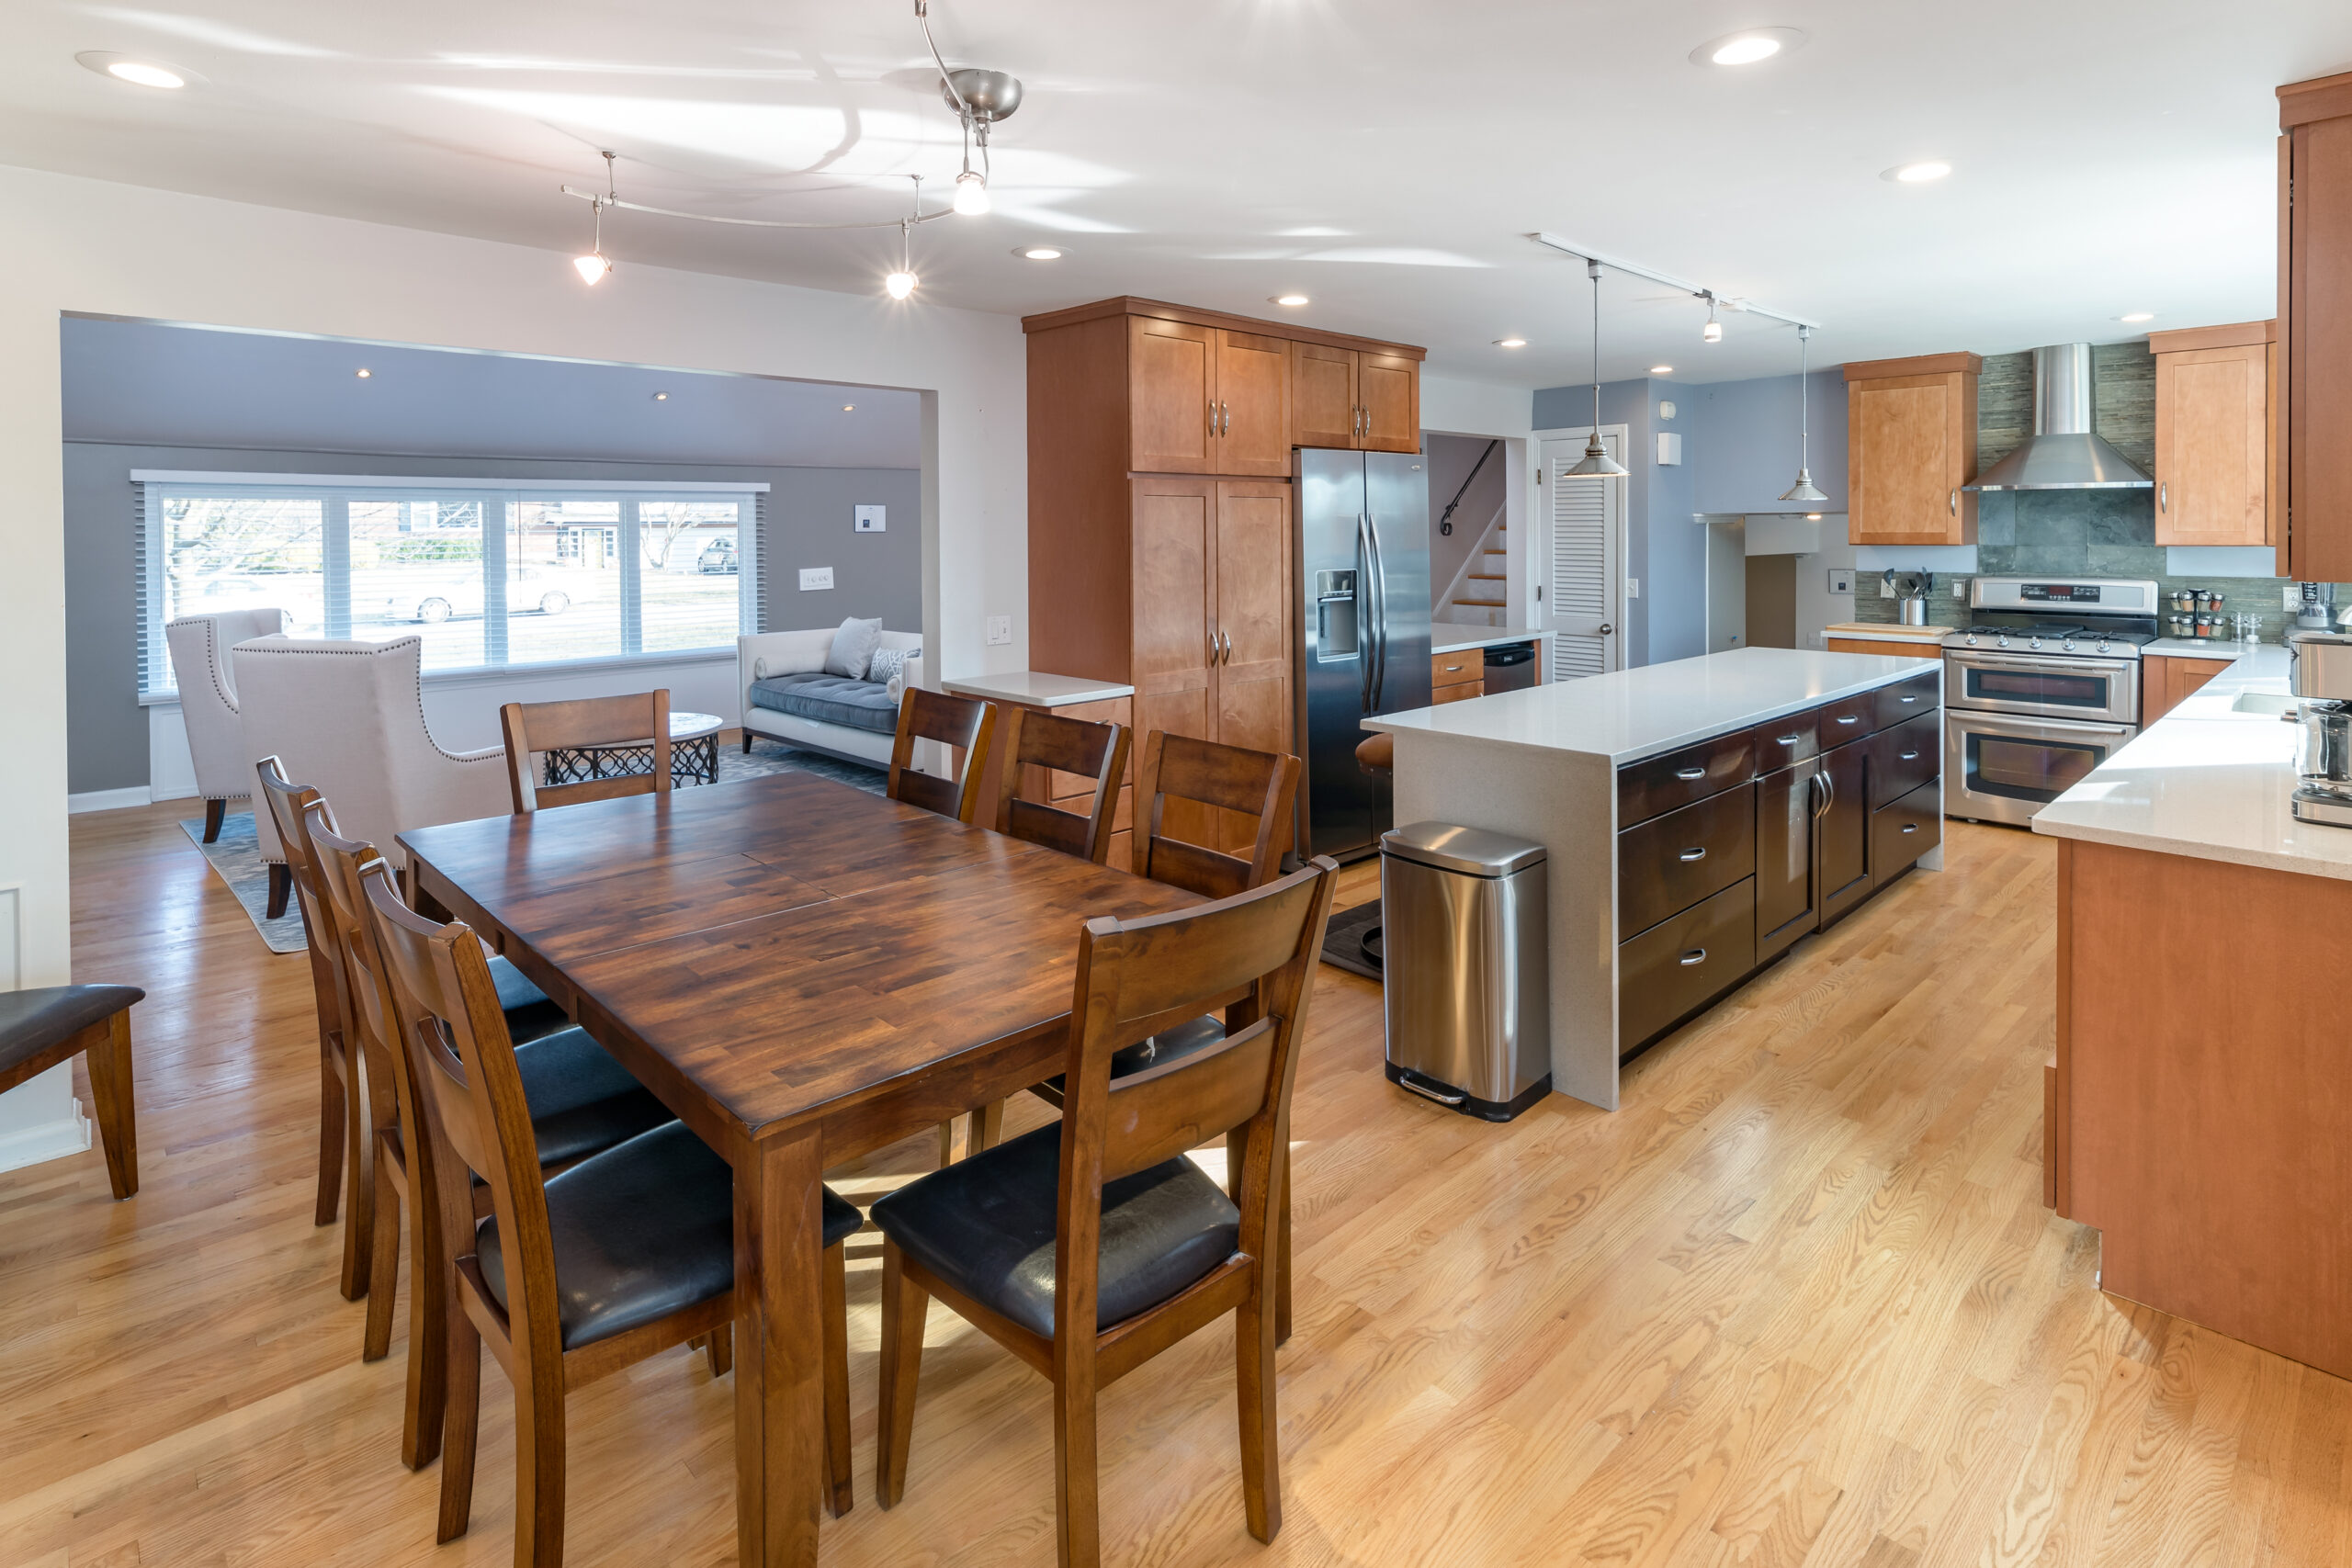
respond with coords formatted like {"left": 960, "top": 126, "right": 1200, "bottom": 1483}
{"left": 2230, "top": 691, "right": 2299, "bottom": 716}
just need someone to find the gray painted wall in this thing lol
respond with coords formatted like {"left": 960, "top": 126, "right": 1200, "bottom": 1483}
{"left": 63, "top": 444, "right": 918, "bottom": 792}
{"left": 1686, "top": 370, "right": 1849, "bottom": 516}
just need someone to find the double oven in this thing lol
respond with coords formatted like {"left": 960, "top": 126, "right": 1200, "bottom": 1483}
{"left": 1941, "top": 578, "right": 2154, "bottom": 826}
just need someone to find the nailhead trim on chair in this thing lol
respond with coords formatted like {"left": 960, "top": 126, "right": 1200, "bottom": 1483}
{"left": 234, "top": 637, "right": 508, "bottom": 770}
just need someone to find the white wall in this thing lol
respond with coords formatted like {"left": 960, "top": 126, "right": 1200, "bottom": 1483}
{"left": 0, "top": 160, "right": 1028, "bottom": 1150}
{"left": 1421, "top": 372, "right": 1539, "bottom": 629}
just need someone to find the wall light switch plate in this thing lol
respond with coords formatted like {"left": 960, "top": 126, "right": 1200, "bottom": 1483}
{"left": 985, "top": 615, "right": 1012, "bottom": 646}
{"left": 854, "top": 505, "right": 887, "bottom": 533}
{"left": 1828, "top": 569, "right": 1855, "bottom": 594}
{"left": 1626, "top": 577, "right": 1640, "bottom": 599}
{"left": 799, "top": 567, "right": 834, "bottom": 592}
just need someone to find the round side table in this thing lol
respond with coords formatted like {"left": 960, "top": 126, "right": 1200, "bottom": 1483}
{"left": 543, "top": 711, "right": 724, "bottom": 788}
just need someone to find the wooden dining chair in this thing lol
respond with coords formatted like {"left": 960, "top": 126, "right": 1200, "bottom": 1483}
{"left": 255, "top": 755, "right": 371, "bottom": 1300}
{"left": 360, "top": 871, "right": 864, "bottom": 1564}
{"left": 0, "top": 986, "right": 141, "bottom": 1200}
{"left": 1132, "top": 730, "right": 1301, "bottom": 898}
{"left": 871, "top": 857, "right": 1340, "bottom": 1565}
{"left": 991, "top": 707, "right": 1132, "bottom": 864}
{"left": 309, "top": 808, "right": 673, "bottom": 1472}
{"left": 886, "top": 687, "right": 997, "bottom": 825}
{"left": 499, "top": 690, "right": 673, "bottom": 814}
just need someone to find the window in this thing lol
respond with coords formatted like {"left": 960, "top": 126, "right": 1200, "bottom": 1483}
{"left": 137, "top": 475, "right": 763, "bottom": 698}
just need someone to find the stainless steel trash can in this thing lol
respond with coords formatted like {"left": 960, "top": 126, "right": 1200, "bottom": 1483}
{"left": 1379, "top": 821, "right": 1550, "bottom": 1121}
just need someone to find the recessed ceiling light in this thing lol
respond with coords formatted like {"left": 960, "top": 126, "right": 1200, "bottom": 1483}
{"left": 652, "top": 391, "right": 669, "bottom": 401}
{"left": 1016, "top": 246, "right": 1063, "bottom": 261}
{"left": 1272, "top": 294, "right": 1309, "bottom": 307}
{"left": 1688, "top": 28, "right": 1807, "bottom": 67}
{"left": 1883, "top": 161, "right": 1953, "bottom": 183}
{"left": 1494, "top": 337, "right": 1527, "bottom": 349}
{"left": 76, "top": 51, "right": 194, "bottom": 89}
{"left": 842, "top": 404, "right": 855, "bottom": 412}
{"left": 1649, "top": 365, "right": 1674, "bottom": 375}
{"left": 355, "top": 368, "right": 372, "bottom": 379}
{"left": 2120, "top": 311, "right": 2156, "bottom": 323}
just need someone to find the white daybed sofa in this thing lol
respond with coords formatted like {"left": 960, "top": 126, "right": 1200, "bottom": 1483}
{"left": 736, "top": 626, "right": 924, "bottom": 769}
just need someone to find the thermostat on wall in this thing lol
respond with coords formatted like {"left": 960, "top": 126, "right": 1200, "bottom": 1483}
{"left": 854, "top": 505, "right": 887, "bottom": 533}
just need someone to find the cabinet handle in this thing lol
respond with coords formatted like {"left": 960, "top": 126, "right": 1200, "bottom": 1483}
{"left": 1221, "top": 400, "right": 1231, "bottom": 435}
{"left": 1208, "top": 401, "right": 1217, "bottom": 438}
{"left": 1678, "top": 949, "right": 1708, "bottom": 967}
{"left": 1678, "top": 847, "right": 1707, "bottom": 863}
{"left": 1900, "top": 694, "right": 1918, "bottom": 704}
{"left": 1901, "top": 822, "right": 1918, "bottom": 834}
{"left": 1444, "top": 663, "right": 1464, "bottom": 672}
{"left": 2159, "top": 480, "right": 2167, "bottom": 513}
{"left": 1775, "top": 734, "right": 1801, "bottom": 746}
{"left": 1836, "top": 714, "right": 1860, "bottom": 725}
{"left": 1900, "top": 750, "right": 1919, "bottom": 761}
{"left": 1949, "top": 488, "right": 1958, "bottom": 516}
{"left": 1220, "top": 631, "right": 1232, "bottom": 663}
{"left": 1674, "top": 766, "right": 1706, "bottom": 780}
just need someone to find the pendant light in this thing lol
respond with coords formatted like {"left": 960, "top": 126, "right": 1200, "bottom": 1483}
{"left": 883, "top": 177, "right": 923, "bottom": 299}
{"left": 1565, "top": 259, "right": 1630, "bottom": 479}
{"left": 1779, "top": 324, "right": 1829, "bottom": 503}
{"left": 572, "top": 151, "right": 616, "bottom": 285}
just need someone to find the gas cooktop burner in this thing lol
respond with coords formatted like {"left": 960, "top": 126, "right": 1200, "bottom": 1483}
{"left": 1946, "top": 622, "right": 2154, "bottom": 653}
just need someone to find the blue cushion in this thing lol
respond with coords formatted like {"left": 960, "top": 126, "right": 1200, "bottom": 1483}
{"left": 749, "top": 671, "right": 899, "bottom": 735}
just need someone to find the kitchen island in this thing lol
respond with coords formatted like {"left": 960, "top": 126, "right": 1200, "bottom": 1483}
{"left": 2033, "top": 646, "right": 2352, "bottom": 1379}
{"left": 1364, "top": 647, "right": 1944, "bottom": 1110}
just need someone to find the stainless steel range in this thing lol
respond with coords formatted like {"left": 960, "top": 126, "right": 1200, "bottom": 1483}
{"left": 1943, "top": 576, "right": 2158, "bottom": 825}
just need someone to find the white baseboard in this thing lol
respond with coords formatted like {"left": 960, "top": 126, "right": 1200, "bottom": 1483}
{"left": 67, "top": 785, "right": 154, "bottom": 815}
{"left": 0, "top": 1096, "right": 92, "bottom": 1176}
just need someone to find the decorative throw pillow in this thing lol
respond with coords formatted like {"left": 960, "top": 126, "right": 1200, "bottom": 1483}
{"left": 886, "top": 671, "right": 907, "bottom": 705}
{"left": 824, "top": 617, "right": 885, "bottom": 680}
{"left": 866, "top": 645, "right": 920, "bottom": 687}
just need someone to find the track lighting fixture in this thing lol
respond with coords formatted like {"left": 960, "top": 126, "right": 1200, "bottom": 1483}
{"left": 1780, "top": 325, "right": 1829, "bottom": 504}
{"left": 953, "top": 170, "right": 991, "bottom": 215}
{"left": 885, "top": 185, "right": 922, "bottom": 299}
{"left": 1565, "top": 260, "right": 1630, "bottom": 480}
{"left": 573, "top": 151, "right": 616, "bottom": 285}
{"left": 1702, "top": 295, "right": 1723, "bottom": 344}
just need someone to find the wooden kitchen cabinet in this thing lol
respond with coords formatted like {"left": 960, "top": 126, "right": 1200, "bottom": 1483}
{"left": 1360, "top": 351, "right": 1421, "bottom": 452}
{"left": 2149, "top": 321, "right": 2274, "bottom": 547}
{"left": 1126, "top": 475, "right": 1294, "bottom": 752}
{"left": 1216, "top": 331, "right": 1294, "bottom": 477}
{"left": 1128, "top": 316, "right": 1218, "bottom": 475}
{"left": 2279, "top": 72, "right": 2352, "bottom": 580}
{"left": 2141, "top": 654, "right": 2233, "bottom": 723}
{"left": 1291, "top": 341, "right": 1360, "bottom": 448}
{"left": 1844, "top": 353, "right": 1983, "bottom": 546}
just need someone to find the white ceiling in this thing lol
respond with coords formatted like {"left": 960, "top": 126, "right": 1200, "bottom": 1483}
{"left": 6, "top": 1, "right": 2347, "bottom": 388}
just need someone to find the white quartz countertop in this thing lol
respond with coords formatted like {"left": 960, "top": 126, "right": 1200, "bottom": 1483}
{"left": 2030, "top": 646, "right": 2352, "bottom": 881}
{"left": 2143, "top": 638, "right": 2262, "bottom": 660}
{"left": 1430, "top": 626, "right": 1547, "bottom": 655}
{"left": 1363, "top": 646, "right": 1936, "bottom": 764}
{"left": 939, "top": 671, "right": 1135, "bottom": 707}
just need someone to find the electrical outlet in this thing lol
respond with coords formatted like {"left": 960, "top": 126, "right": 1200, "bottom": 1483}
{"left": 1878, "top": 577, "right": 1894, "bottom": 599}
{"left": 798, "top": 567, "right": 833, "bottom": 591}
{"left": 854, "top": 505, "right": 887, "bottom": 534}
{"left": 1952, "top": 580, "right": 1967, "bottom": 597}
{"left": 985, "top": 615, "right": 1012, "bottom": 647}
{"left": 2286, "top": 584, "right": 2302, "bottom": 610}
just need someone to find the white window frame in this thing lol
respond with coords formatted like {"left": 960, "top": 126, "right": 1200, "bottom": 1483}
{"left": 134, "top": 471, "right": 765, "bottom": 703}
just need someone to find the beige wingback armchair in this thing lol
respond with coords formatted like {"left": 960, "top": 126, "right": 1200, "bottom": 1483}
{"left": 164, "top": 607, "right": 288, "bottom": 841}
{"left": 233, "top": 637, "right": 510, "bottom": 917}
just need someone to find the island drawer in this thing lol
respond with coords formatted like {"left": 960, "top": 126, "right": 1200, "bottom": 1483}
{"left": 1871, "top": 780, "right": 1942, "bottom": 877}
{"left": 1619, "top": 877, "right": 1757, "bottom": 1057}
{"left": 1873, "top": 668, "right": 1941, "bottom": 731}
{"left": 1816, "top": 691, "right": 1876, "bottom": 747}
{"left": 1617, "top": 729, "right": 1755, "bottom": 828}
{"left": 1618, "top": 784, "right": 1756, "bottom": 937}
{"left": 1866, "top": 711, "right": 1941, "bottom": 808}
{"left": 1749, "top": 710, "right": 1822, "bottom": 773}
{"left": 1431, "top": 649, "right": 1485, "bottom": 689}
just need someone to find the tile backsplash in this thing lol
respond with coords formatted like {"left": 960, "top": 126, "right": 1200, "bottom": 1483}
{"left": 1850, "top": 343, "right": 2338, "bottom": 642}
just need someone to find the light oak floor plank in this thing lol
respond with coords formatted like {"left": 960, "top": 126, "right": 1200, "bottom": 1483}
{"left": 2, "top": 806, "right": 2344, "bottom": 1565}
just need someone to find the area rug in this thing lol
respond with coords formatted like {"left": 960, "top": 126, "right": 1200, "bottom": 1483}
{"left": 177, "top": 810, "right": 310, "bottom": 953}
{"left": 1320, "top": 898, "right": 1383, "bottom": 981}
{"left": 184, "top": 742, "right": 889, "bottom": 954}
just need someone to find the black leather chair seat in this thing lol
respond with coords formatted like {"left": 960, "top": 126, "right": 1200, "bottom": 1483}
{"left": 871, "top": 1122, "right": 1240, "bottom": 1339}
{"left": 477, "top": 1121, "right": 862, "bottom": 1351}
{"left": 513, "top": 1026, "right": 675, "bottom": 1168}
{"left": 487, "top": 954, "right": 570, "bottom": 1044}
{"left": 0, "top": 986, "right": 143, "bottom": 1077}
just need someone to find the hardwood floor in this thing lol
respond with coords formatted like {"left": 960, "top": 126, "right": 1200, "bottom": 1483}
{"left": 6, "top": 803, "right": 2347, "bottom": 1565}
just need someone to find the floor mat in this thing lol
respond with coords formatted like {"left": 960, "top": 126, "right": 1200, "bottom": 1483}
{"left": 1320, "top": 899, "right": 1383, "bottom": 981}
{"left": 178, "top": 811, "right": 309, "bottom": 953}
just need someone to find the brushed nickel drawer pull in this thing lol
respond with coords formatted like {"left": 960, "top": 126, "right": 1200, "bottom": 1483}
{"left": 1900, "top": 694, "right": 1919, "bottom": 703}
{"left": 1901, "top": 823, "right": 1919, "bottom": 834}
{"left": 1836, "top": 715, "right": 1860, "bottom": 725}
{"left": 1900, "top": 750, "right": 1920, "bottom": 761}
{"left": 1675, "top": 766, "right": 1706, "bottom": 780}
{"left": 1775, "top": 734, "right": 1801, "bottom": 746}
{"left": 1679, "top": 949, "right": 1708, "bottom": 966}
{"left": 1444, "top": 663, "right": 1464, "bottom": 672}
{"left": 1678, "top": 847, "right": 1707, "bottom": 862}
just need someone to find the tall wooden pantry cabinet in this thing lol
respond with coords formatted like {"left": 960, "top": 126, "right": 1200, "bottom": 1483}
{"left": 1023, "top": 297, "right": 1425, "bottom": 854}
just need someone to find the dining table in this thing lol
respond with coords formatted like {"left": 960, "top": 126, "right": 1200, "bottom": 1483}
{"left": 400, "top": 768, "right": 1202, "bottom": 1568}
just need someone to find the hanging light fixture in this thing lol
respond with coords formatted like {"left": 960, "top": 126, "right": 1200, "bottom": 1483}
{"left": 1702, "top": 292, "right": 1723, "bottom": 344}
{"left": 573, "top": 151, "right": 616, "bottom": 285}
{"left": 1565, "top": 259, "right": 1630, "bottom": 479}
{"left": 884, "top": 177, "right": 922, "bottom": 299}
{"left": 1780, "top": 324, "right": 1829, "bottom": 503}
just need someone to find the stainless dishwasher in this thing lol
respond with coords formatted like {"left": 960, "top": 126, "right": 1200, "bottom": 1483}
{"left": 1481, "top": 640, "right": 1539, "bottom": 694}
{"left": 1379, "top": 821, "right": 1551, "bottom": 1121}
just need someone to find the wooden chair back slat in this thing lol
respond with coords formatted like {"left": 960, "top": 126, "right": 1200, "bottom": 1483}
{"left": 304, "top": 803, "right": 399, "bottom": 1077}
{"left": 499, "top": 690, "right": 673, "bottom": 814}
{"left": 887, "top": 688, "right": 997, "bottom": 826}
{"left": 1133, "top": 731, "right": 1301, "bottom": 898}
{"left": 992, "top": 707, "right": 1131, "bottom": 864}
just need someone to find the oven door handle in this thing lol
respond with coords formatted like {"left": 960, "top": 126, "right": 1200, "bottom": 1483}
{"left": 1951, "top": 713, "right": 2137, "bottom": 739}
{"left": 1945, "top": 650, "right": 2141, "bottom": 676}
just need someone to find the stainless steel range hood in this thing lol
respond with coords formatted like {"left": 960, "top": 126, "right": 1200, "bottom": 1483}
{"left": 1962, "top": 343, "right": 2153, "bottom": 492}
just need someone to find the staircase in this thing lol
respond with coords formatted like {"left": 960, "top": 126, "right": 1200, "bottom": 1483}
{"left": 1438, "top": 504, "right": 1510, "bottom": 628}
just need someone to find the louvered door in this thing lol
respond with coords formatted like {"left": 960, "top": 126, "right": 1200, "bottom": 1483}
{"left": 1544, "top": 432, "right": 1624, "bottom": 680}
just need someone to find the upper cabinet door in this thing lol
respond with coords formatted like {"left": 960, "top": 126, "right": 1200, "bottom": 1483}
{"left": 1291, "top": 341, "right": 1360, "bottom": 449}
{"left": 2154, "top": 340, "right": 2271, "bottom": 547}
{"left": 1358, "top": 352, "right": 1421, "bottom": 453}
{"left": 1216, "top": 331, "right": 1295, "bottom": 477}
{"left": 1847, "top": 365, "right": 1978, "bottom": 546}
{"left": 1129, "top": 317, "right": 1218, "bottom": 474}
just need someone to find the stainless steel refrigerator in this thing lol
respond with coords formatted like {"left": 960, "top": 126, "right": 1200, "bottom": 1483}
{"left": 1295, "top": 447, "right": 1432, "bottom": 861}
